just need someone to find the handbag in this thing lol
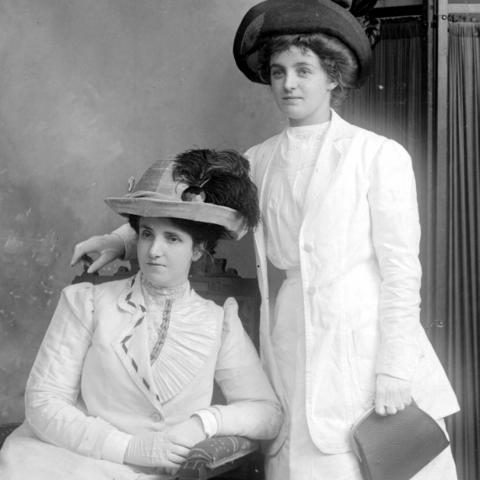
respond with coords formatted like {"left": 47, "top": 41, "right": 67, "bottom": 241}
{"left": 350, "top": 403, "right": 450, "bottom": 480}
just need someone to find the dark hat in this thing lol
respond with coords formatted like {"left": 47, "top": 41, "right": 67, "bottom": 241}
{"left": 105, "top": 151, "right": 254, "bottom": 240}
{"left": 233, "top": 0, "right": 373, "bottom": 86}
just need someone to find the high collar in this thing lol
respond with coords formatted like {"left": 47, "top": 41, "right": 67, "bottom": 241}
{"left": 117, "top": 273, "right": 190, "bottom": 313}
{"left": 140, "top": 273, "right": 189, "bottom": 304}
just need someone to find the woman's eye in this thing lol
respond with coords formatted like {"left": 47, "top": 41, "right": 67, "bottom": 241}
{"left": 297, "top": 68, "right": 311, "bottom": 76}
{"left": 270, "top": 69, "right": 283, "bottom": 79}
{"left": 140, "top": 230, "right": 152, "bottom": 239}
{"left": 166, "top": 234, "right": 180, "bottom": 243}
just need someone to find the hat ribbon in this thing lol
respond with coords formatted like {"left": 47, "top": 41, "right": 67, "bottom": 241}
{"left": 126, "top": 189, "right": 205, "bottom": 204}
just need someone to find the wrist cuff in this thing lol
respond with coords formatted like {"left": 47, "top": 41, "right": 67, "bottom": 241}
{"left": 102, "top": 430, "right": 133, "bottom": 464}
{"left": 192, "top": 409, "right": 218, "bottom": 438}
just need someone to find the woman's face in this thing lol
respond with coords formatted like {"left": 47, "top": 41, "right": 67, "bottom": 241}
{"left": 269, "top": 46, "right": 336, "bottom": 127}
{"left": 137, "top": 217, "right": 201, "bottom": 288}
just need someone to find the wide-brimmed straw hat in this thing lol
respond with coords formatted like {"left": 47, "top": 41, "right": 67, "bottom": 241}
{"left": 105, "top": 158, "right": 248, "bottom": 240}
{"left": 233, "top": 0, "right": 373, "bottom": 86}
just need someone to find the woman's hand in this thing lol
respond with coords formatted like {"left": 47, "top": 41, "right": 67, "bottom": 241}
{"left": 375, "top": 373, "right": 412, "bottom": 416}
{"left": 167, "top": 417, "right": 207, "bottom": 448}
{"left": 70, "top": 233, "right": 125, "bottom": 273}
{"left": 124, "top": 418, "right": 206, "bottom": 469}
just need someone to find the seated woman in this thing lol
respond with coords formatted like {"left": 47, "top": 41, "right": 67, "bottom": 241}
{"left": 0, "top": 149, "right": 282, "bottom": 480}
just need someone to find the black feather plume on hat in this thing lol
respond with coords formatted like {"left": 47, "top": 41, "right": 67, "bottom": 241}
{"left": 172, "top": 149, "right": 260, "bottom": 230}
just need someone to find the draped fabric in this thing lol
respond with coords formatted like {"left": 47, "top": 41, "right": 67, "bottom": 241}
{"left": 341, "top": 19, "right": 427, "bottom": 160}
{"left": 432, "top": 20, "right": 480, "bottom": 480}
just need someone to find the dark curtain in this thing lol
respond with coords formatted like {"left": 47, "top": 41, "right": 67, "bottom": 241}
{"left": 341, "top": 19, "right": 427, "bottom": 163}
{"left": 429, "top": 20, "right": 480, "bottom": 480}
{"left": 342, "top": 17, "right": 480, "bottom": 479}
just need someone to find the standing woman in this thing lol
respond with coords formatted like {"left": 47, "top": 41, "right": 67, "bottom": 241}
{"left": 231, "top": 0, "right": 459, "bottom": 478}
{"left": 71, "top": 1, "right": 459, "bottom": 478}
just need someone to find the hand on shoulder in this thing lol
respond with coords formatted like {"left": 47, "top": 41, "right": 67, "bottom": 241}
{"left": 70, "top": 233, "right": 125, "bottom": 273}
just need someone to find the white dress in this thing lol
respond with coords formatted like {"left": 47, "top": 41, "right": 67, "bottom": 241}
{"left": 260, "top": 123, "right": 457, "bottom": 480}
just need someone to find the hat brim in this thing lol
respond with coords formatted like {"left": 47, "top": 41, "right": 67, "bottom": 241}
{"left": 105, "top": 196, "right": 247, "bottom": 240}
{"left": 233, "top": 0, "right": 372, "bottom": 86}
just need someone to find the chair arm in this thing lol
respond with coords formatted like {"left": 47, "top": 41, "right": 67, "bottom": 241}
{"left": 0, "top": 423, "right": 21, "bottom": 449}
{"left": 177, "top": 435, "right": 260, "bottom": 480}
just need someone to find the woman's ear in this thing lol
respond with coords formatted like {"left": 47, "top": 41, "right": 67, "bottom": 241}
{"left": 192, "top": 247, "right": 203, "bottom": 262}
{"left": 327, "top": 81, "right": 338, "bottom": 92}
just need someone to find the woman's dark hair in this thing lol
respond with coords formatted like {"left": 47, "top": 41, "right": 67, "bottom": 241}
{"left": 128, "top": 215, "right": 225, "bottom": 256}
{"left": 259, "top": 33, "right": 359, "bottom": 107}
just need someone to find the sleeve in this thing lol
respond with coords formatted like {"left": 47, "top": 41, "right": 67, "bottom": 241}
{"left": 206, "top": 298, "right": 282, "bottom": 440}
{"left": 24, "top": 283, "right": 132, "bottom": 463}
{"left": 367, "top": 139, "right": 423, "bottom": 381}
{"left": 244, "top": 144, "right": 261, "bottom": 183}
{"left": 112, "top": 223, "right": 138, "bottom": 261}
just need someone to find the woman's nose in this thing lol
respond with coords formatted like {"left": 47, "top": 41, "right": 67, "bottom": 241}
{"left": 148, "top": 238, "right": 165, "bottom": 258}
{"left": 283, "top": 71, "right": 297, "bottom": 91}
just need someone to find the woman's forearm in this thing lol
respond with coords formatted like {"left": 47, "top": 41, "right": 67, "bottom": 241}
{"left": 112, "top": 223, "right": 138, "bottom": 260}
{"left": 209, "top": 399, "right": 283, "bottom": 440}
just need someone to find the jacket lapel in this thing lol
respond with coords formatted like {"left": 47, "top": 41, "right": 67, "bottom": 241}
{"left": 302, "top": 110, "right": 356, "bottom": 216}
{"left": 112, "top": 274, "right": 164, "bottom": 412}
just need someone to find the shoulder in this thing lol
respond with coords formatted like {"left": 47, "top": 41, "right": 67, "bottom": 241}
{"left": 189, "top": 291, "right": 243, "bottom": 333}
{"left": 245, "top": 134, "right": 282, "bottom": 166}
{"left": 60, "top": 276, "right": 135, "bottom": 309}
{"left": 220, "top": 297, "right": 248, "bottom": 341}
{"left": 244, "top": 133, "right": 283, "bottom": 182}
{"left": 59, "top": 281, "right": 94, "bottom": 306}
{"left": 188, "top": 288, "right": 224, "bottom": 319}
{"left": 91, "top": 276, "right": 135, "bottom": 298}
{"left": 332, "top": 112, "right": 411, "bottom": 169}
{"left": 245, "top": 132, "right": 283, "bottom": 159}
{"left": 335, "top": 115, "right": 389, "bottom": 149}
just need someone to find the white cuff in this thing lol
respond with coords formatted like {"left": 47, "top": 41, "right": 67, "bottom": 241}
{"left": 192, "top": 409, "right": 218, "bottom": 438}
{"left": 101, "top": 430, "right": 133, "bottom": 464}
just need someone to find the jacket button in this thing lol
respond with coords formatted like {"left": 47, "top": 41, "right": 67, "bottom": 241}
{"left": 303, "top": 243, "right": 313, "bottom": 253}
{"left": 307, "top": 286, "right": 316, "bottom": 295}
{"left": 150, "top": 412, "right": 162, "bottom": 422}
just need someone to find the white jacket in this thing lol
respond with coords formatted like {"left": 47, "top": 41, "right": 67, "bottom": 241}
{"left": 0, "top": 275, "right": 281, "bottom": 479}
{"left": 246, "top": 111, "right": 459, "bottom": 454}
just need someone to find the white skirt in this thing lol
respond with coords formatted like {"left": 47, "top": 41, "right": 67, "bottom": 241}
{"left": 0, "top": 423, "right": 170, "bottom": 480}
{"left": 265, "top": 275, "right": 457, "bottom": 480}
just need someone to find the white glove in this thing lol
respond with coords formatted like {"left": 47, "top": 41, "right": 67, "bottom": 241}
{"left": 70, "top": 233, "right": 125, "bottom": 273}
{"left": 375, "top": 373, "right": 412, "bottom": 416}
{"left": 124, "top": 431, "right": 190, "bottom": 469}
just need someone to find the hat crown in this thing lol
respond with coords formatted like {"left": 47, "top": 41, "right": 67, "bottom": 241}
{"left": 233, "top": 0, "right": 373, "bottom": 86}
{"left": 132, "top": 160, "right": 186, "bottom": 201}
{"left": 105, "top": 149, "right": 259, "bottom": 241}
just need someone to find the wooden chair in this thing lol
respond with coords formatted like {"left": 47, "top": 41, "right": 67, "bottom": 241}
{"left": 0, "top": 258, "right": 264, "bottom": 480}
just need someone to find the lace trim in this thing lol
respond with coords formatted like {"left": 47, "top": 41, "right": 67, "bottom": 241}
{"left": 278, "top": 124, "right": 329, "bottom": 170}
{"left": 141, "top": 274, "right": 189, "bottom": 300}
{"left": 150, "top": 295, "right": 220, "bottom": 403}
{"left": 149, "top": 299, "right": 173, "bottom": 364}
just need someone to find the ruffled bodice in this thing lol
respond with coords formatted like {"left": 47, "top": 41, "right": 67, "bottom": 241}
{"left": 139, "top": 274, "right": 218, "bottom": 403}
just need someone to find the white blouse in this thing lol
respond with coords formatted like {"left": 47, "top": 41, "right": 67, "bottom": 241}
{"left": 261, "top": 122, "right": 332, "bottom": 270}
